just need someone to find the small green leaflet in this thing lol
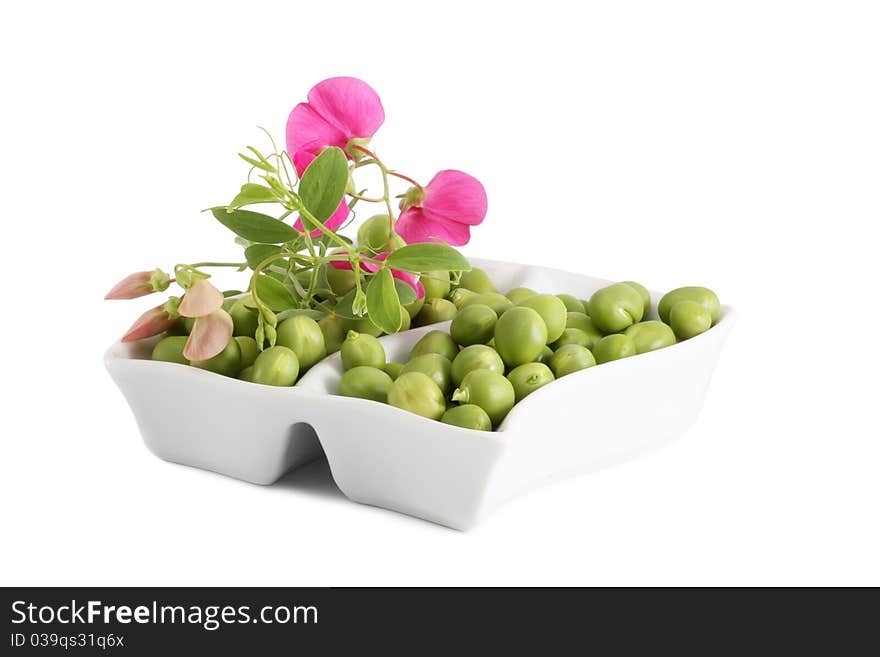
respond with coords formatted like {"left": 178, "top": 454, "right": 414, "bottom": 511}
{"left": 211, "top": 208, "right": 297, "bottom": 244}
{"left": 366, "top": 268, "right": 402, "bottom": 334}
{"left": 254, "top": 274, "right": 298, "bottom": 311}
{"left": 298, "top": 147, "right": 349, "bottom": 224}
{"left": 229, "top": 183, "right": 278, "bottom": 209}
{"left": 244, "top": 244, "right": 283, "bottom": 270}
{"left": 334, "top": 277, "right": 416, "bottom": 320}
{"left": 385, "top": 243, "right": 470, "bottom": 273}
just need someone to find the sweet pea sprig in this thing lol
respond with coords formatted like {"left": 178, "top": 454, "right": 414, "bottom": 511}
{"left": 106, "top": 77, "right": 487, "bottom": 362}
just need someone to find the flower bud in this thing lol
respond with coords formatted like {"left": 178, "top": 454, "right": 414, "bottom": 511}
{"left": 121, "top": 304, "right": 177, "bottom": 342}
{"left": 398, "top": 186, "right": 425, "bottom": 212}
{"left": 105, "top": 268, "right": 169, "bottom": 300}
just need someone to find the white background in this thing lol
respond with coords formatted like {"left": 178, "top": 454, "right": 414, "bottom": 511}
{"left": 1, "top": 1, "right": 878, "bottom": 586}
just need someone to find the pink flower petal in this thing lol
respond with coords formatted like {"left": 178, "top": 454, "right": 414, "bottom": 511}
{"left": 105, "top": 271, "right": 154, "bottom": 300}
{"left": 286, "top": 78, "right": 384, "bottom": 158}
{"left": 183, "top": 310, "right": 234, "bottom": 362}
{"left": 422, "top": 170, "right": 487, "bottom": 226}
{"left": 293, "top": 198, "right": 350, "bottom": 236}
{"left": 306, "top": 77, "right": 384, "bottom": 144}
{"left": 178, "top": 279, "right": 224, "bottom": 318}
{"left": 286, "top": 102, "right": 347, "bottom": 156}
{"left": 395, "top": 207, "right": 473, "bottom": 246}
{"left": 291, "top": 149, "right": 316, "bottom": 177}
{"left": 121, "top": 305, "right": 176, "bottom": 342}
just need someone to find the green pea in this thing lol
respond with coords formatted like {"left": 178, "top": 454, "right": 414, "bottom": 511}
{"left": 250, "top": 345, "right": 300, "bottom": 386}
{"left": 588, "top": 283, "right": 644, "bottom": 334}
{"left": 551, "top": 328, "right": 593, "bottom": 350}
{"left": 658, "top": 287, "right": 721, "bottom": 324}
{"left": 414, "top": 298, "right": 458, "bottom": 326}
{"left": 410, "top": 330, "right": 459, "bottom": 363}
{"left": 388, "top": 372, "right": 446, "bottom": 420}
{"left": 451, "top": 370, "right": 515, "bottom": 428}
{"left": 276, "top": 315, "right": 327, "bottom": 372}
{"left": 535, "top": 345, "right": 554, "bottom": 364}
{"left": 345, "top": 316, "right": 384, "bottom": 337}
{"left": 556, "top": 294, "right": 586, "bottom": 314}
{"left": 357, "top": 214, "right": 396, "bottom": 253}
{"left": 624, "top": 320, "right": 676, "bottom": 353}
{"left": 622, "top": 281, "right": 651, "bottom": 315}
{"left": 403, "top": 294, "right": 425, "bottom": 320}
{"left": 384, "top": 362, "right": 405, "bottom": 380}
{"left": 450, "top": 304, "right": 497, "bottom": 346}
{"left": 441, "top": 405, "right": 492, "bottom": 431}
{"left": 449, "top": 288, "right": 478, "bottom": 308}
{"left": 402, "top": 353, "right": 454, "bottom": 396}
{"left": 238, "top": 365, "right": 255, "bottom": 382}
{"left": 339, "top": 366, "right": 393, "bottom": 403}
{"left": 459, "top": 293, "right": 513, "bottom": 317}
{"left": 549, "top": 344, "right": 596, "bottom": 377}
{"left": 230, "top": 300, "right": 259, "bottom": 338}
{"left": 234, "top": 336, "right": 259, "bottom": 369}
{"left": 505, "top": 287, "right": 538, "bottom": 304}
{"left": 516, "top": 294, "right": 568, "bottom": 343}
{"left": 506, "top": 362, "right": 555, "bottom": 403}
{"left": 395, "top": 305, "right": 411, "bottom": 333}
{"left": 190, "top": 337, "right": 242, "bottom": 378}
{"left": 592, "top": 334, "right": 637, "bottom": 364}
{"left": 580, "top": 300, "right": 591, "bottom": 315}
{"left": 457, "top": 268, "right": 497, "bottom": 294}
{"left": 668, "top": 301, "right": 713, "bottom": 340}
{"left": 421, "top": 271, "right": 451, "bottom": 300}
{"left": 451, "top": 344, "right": 505, "bottom": 387}
{"left": 494, "top": 306, "right": 548, "bottom": 367}
{"left": 326, "top": 262, "right": 357, "bottom": 296}
{"left": 151, "top": 336, "right": 189, "bottom": 365}
{"left": 565, "top": 313, "right": 603, "bottom": 346}
{"left": 341, "top": 331, "right": 385, "bottom": 370}
{"left": 318, "top": 315, "right": 347, "bottom": 354}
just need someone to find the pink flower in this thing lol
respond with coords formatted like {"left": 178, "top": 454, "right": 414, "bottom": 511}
{"left": 395, "top": 170, "right": 487, "bottom": 246}
{"left": 178, "top": 279, "right": 224, "bottom": 318}
{"left": 286, "top": 77, "right": 385, "bottom": 159}
{"left": 121, "top": 304, "right": 177, "bottom": 342}
{"left": 183, "top": 309, "right": 234, "bottom": 362}
{"left": 105, "top": 269, "right": 169, "bottom": 300}
{"left": 291, "top": 150, "right": 350, "bottom": 237}
{"left": 329, "top": 251, "right": 425, "bottom": 299}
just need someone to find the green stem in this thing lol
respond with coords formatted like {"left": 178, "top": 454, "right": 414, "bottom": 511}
{"left": 189, "top": 261, "right": 247, "bottom": 269}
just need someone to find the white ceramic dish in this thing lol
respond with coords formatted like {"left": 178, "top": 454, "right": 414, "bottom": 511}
{"left": 105, "top": 258, "right": 734, "bottom": 530}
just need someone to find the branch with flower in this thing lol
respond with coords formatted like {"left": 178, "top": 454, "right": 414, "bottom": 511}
{"left": 105, "top": 77, "right": 488, "bottom": 363}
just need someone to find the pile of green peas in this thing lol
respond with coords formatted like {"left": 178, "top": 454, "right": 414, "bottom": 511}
{"left": 149, "top": 295, "right": 331, "bottom": 386}
{"left": 336, "top": 268, "right": 721, "bottom": 431}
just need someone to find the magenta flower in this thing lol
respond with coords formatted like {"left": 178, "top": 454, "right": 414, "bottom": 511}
{"left": 395, "top": 170, "right": 487, "bottom": 246}
{"left": 329, "top": 251, "right": 425, "bottom": 299}
{"left": 291, "top": 150, "right": 350, "bottom": 237}
{"left": 286, "top": 77, "right": 385, "bottom": 159}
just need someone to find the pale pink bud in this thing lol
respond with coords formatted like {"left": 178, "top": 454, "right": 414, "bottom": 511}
{"left": 183, "top": 309, "right": 234, "bottom": 361}
{"left": 105, "top": 269, "right": 169, "bottom": 300}
{"left": 121, "top": 304, "right": 177, "bottom": 342}
{"left": 178, "top": 279, "right": 224, "bottom": 318}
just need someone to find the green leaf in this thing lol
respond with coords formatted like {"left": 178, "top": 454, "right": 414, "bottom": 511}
{"left": 366, "top": 269, "right": 402, "bottom": 334}
{"left": 254, "top": 274, "right": 298, "bottom": 311}
{"left": 385, "top": 243, "right": 470, "bottom": 273}
{"left": 222, "top": 289, "right": 244, "bottom": 298}
{"left": 244, "top": 244, "right": 283, "bottom": 270}
{"left": 230, "top": 183, "right": 278, "bottom": 209}
{"left": 211, "top": 208, "right": 297, "bottom": 244}
{"left": 298, "top": 146, "right": 349, "bottom": 224}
